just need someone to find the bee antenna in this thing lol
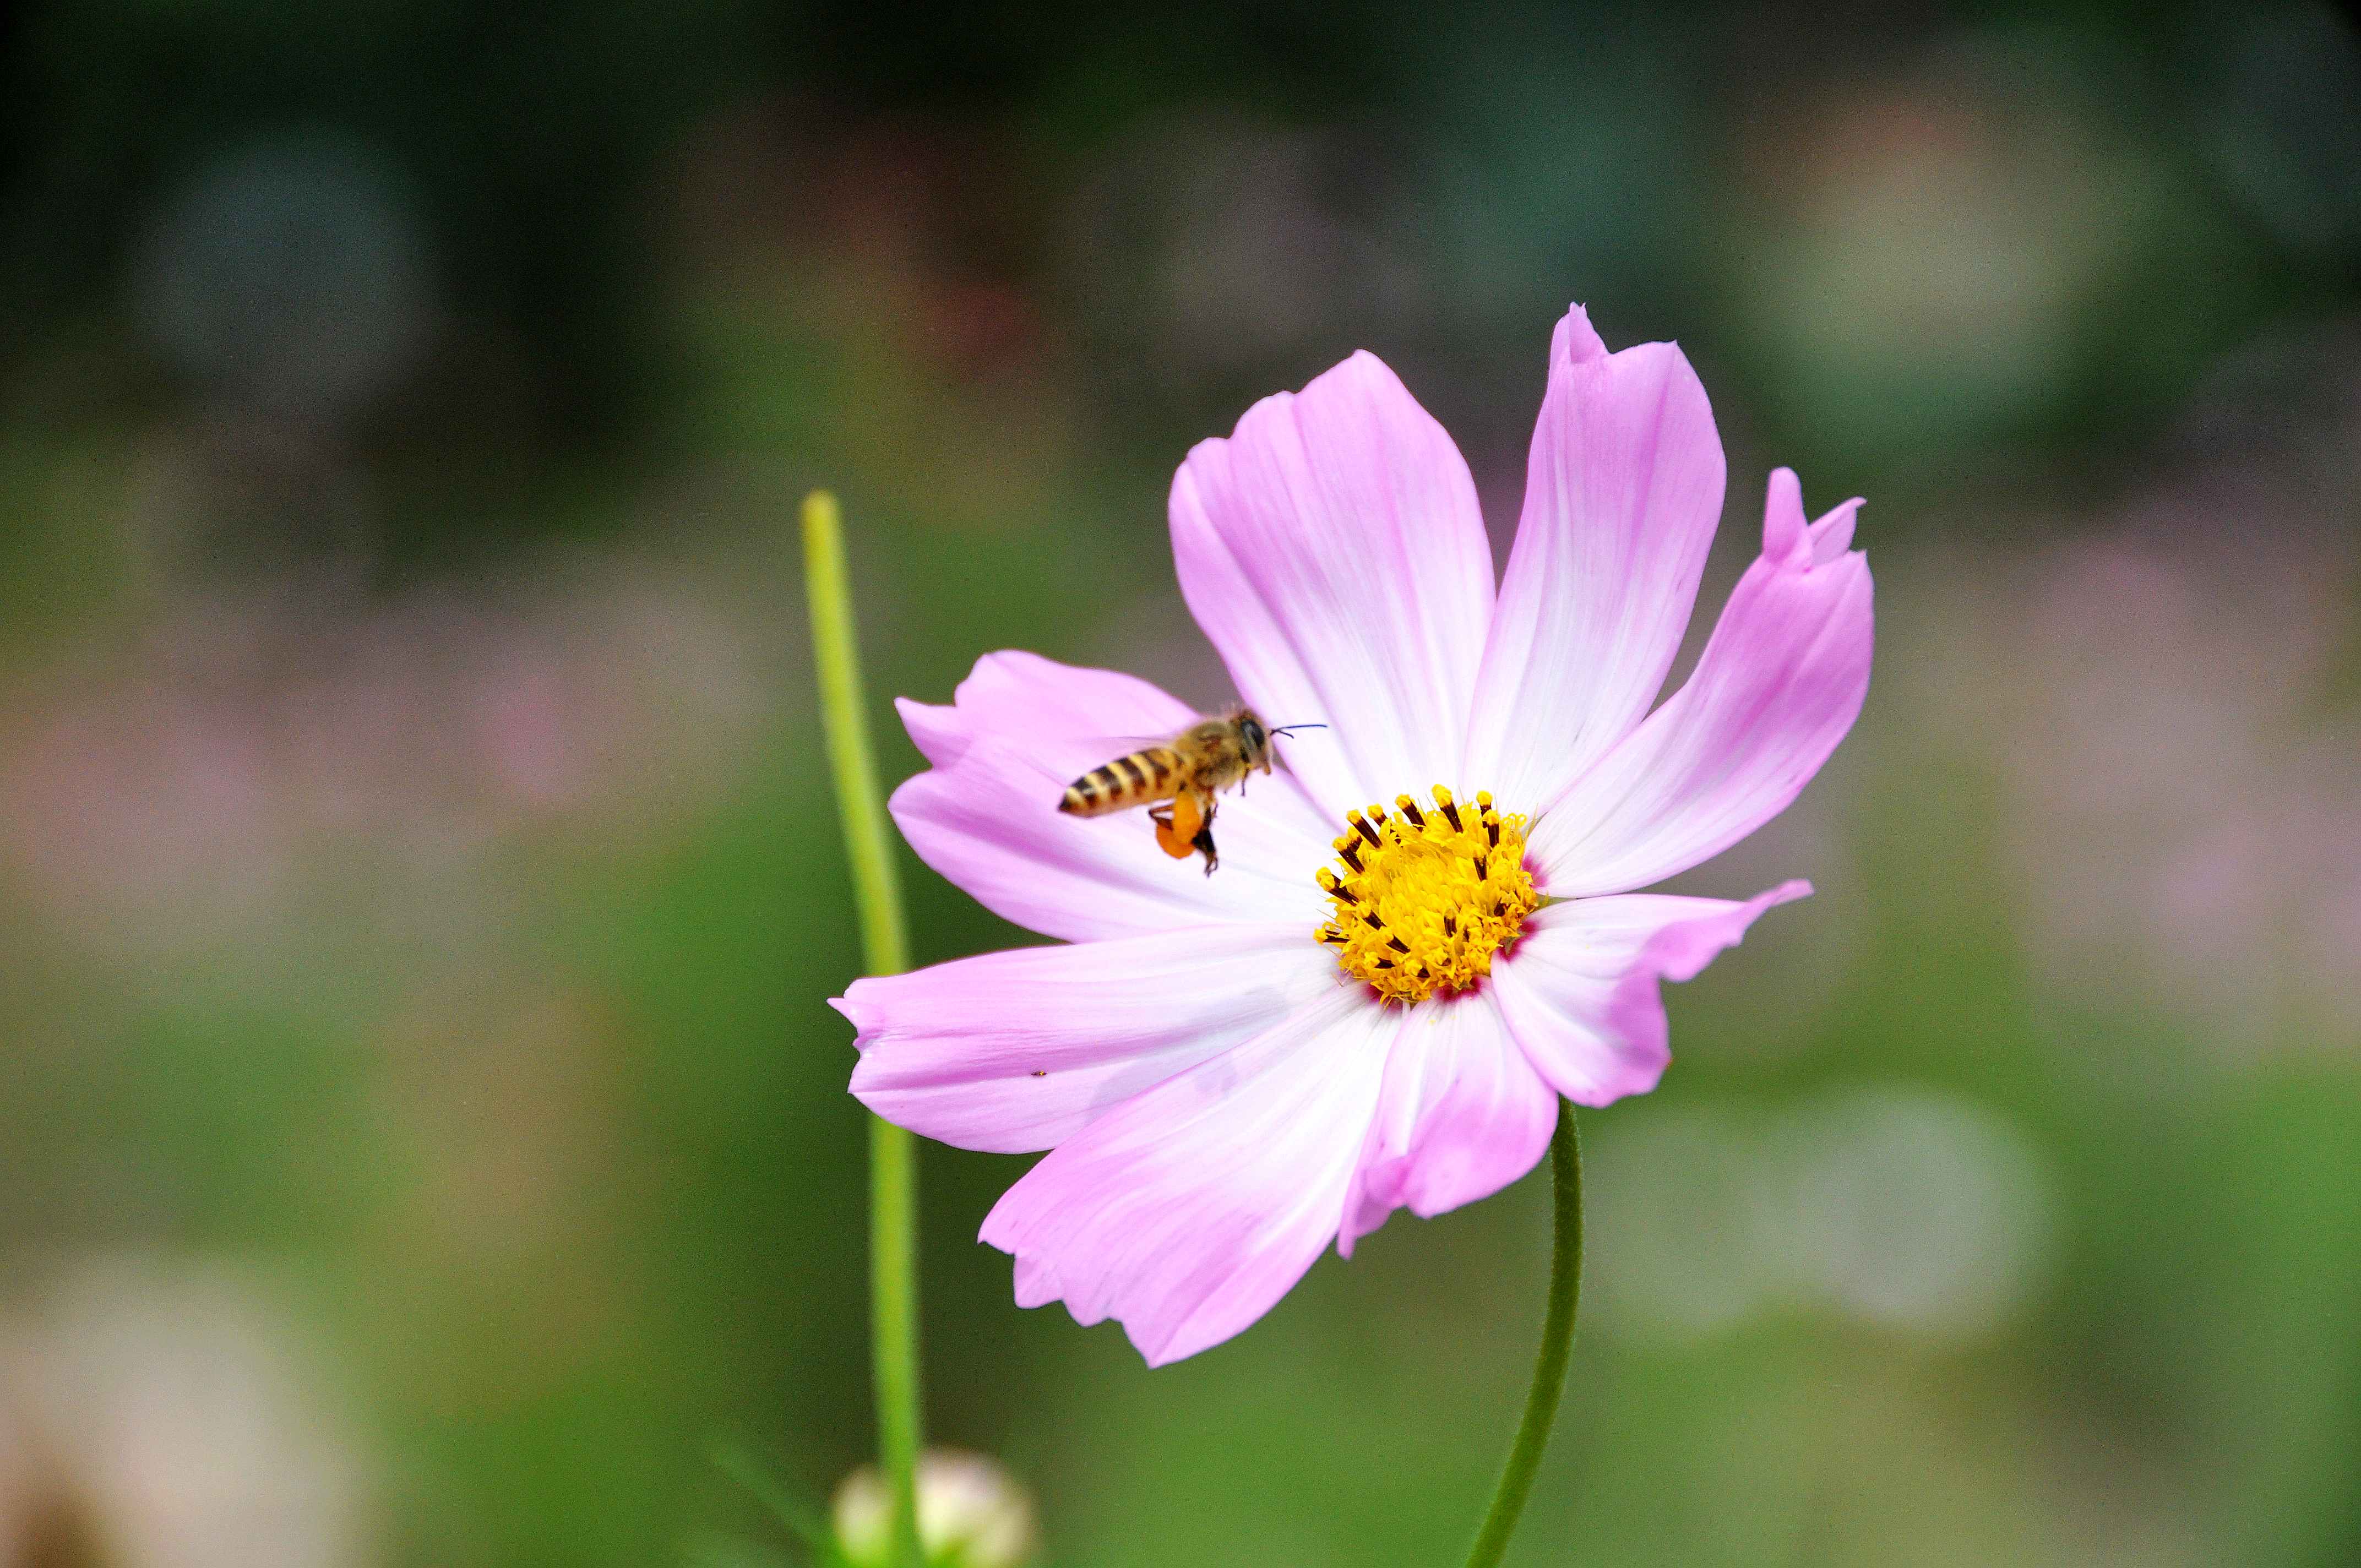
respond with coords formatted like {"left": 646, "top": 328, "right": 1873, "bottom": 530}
{"left": 1269, "top": 723, "right": 1328, "bottom": 737}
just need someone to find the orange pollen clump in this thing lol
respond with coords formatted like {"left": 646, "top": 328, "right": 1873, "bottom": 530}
{"left": 1314, "top": 786, "right": 1539, "bottom": 1005}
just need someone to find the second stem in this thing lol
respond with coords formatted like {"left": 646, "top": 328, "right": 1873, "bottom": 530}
{"left": 803, "top": 490, "right": 925, "bottom": 1568}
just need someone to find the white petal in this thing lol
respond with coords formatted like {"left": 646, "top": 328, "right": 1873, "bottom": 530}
{"left": 980, "top": 988, "right": 1391, "bottom": 1365}
{"left": 1171, "top": 350, "right": 1494, "bottom": 818}
{"left": 1340, "top": 989, "right": 1559, "bottom": 1255}
{"left": 841, "top": 925, "right": 1334, "bottom": 1153}
{"left": 1526, "top": 471, "right": 1872, "bottom": 895}
{"left": 1489, "top": 884, "right": 1809, "bottom": 1104}
{"left": 892, "top": 652, "right": 1335, "bottom": 942}
{"left": 1465, "top": 306, "right": 1727, "bottom": 809}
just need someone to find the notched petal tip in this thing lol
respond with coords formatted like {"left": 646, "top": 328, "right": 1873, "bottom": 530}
{"left": 1762, "top": 466, "right": 1807, "bottom": 563}
{"left": 1553, "top": 303, "right": 1608, "bottom": 366}
{"left": 896, "top": 694, "right": 966, "bottom": 769}
{"left": 1621, "top": 880, "right": 1808, "bottom": 1000}
{"left": 1592, "top": 886, "right": 1810, "bottom": 1095}
{"left": 1761, "top": 469, "right": 1866, "bottom": 571}
{"left": 1810, "top": 499, "right": 1865, "bottom": 565}
{"left": 1495, "top": 883, "right": 1818, "bottom": 1107}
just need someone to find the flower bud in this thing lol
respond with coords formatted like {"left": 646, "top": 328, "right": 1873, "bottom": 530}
{"left": 832, "top": 1449, "right": 1038, "bottom": 1568}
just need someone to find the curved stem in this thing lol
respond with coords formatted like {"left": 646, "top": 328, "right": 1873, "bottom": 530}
{"left": 1463, "top": 1099, "right": 1582, "bottom": 1568}
{"left": 803, "top": 491, "right": 924, "bottom": 1568}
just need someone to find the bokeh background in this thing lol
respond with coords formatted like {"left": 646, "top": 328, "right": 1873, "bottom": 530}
{"left": 3, "top": 3, "right": 2359, "bottom": 1564}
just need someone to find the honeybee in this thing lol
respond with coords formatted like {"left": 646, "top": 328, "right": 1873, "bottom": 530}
{"left": 1058, "top": 709, "right": 1321, "bottom": 874}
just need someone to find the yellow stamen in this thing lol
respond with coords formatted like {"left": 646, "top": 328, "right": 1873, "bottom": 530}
{"left": 1314, "top": 784, "right": 1539, "bottom": 1004}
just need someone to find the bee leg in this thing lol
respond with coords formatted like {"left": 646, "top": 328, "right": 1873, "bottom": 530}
{"left": 1193, "top": 798, "right": 1220, "bottom": 875}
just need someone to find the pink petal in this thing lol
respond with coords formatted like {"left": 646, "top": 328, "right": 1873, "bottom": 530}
{"left": 1525, "top": 470, "right": 1872, "bottom": 894}
{"left": 1464, "top": 306, "right": 1728, "bottom": 809}
{"left": 892, "top": 652, "right": 1336, "bottom": 943}
{"left": 1338, "top": 990, "right": 1559, "bottom": 1256}
{"left": 839, "top": 924, "right": 1334, "bottom": 1153}
{"left": 980, "top": 988, "right": 1392, "bottom": 1365}
{"left": 1489, "top": 882, "right": 1810, "bottom": 1104}
{"left": 900, "top": 649, "right": 1196, "bottom": 770}
{"left": 1171, "top": 351, "right": 1495, "bottom": 820}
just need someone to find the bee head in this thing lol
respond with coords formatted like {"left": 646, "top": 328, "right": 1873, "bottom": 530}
{"left": 1234, "top": 711, "right": 1274, "bottom": 772}
{"left": 1236, "top": 710, "right": 1324, "bottom": 774}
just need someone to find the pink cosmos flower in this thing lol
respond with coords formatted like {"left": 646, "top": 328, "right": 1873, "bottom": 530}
{"left": 835, "top": 306, "right": 1873, "bottom": 1364}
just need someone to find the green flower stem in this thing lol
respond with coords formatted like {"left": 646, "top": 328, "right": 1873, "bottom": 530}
{"left": 803, "top": 491, "right": 924, "bottom": 1568}
{"left": 1463, "top": 1099, "right": 1583, "bottom": 1568}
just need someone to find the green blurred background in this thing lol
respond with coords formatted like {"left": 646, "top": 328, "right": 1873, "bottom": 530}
{"left": 2, "top": 3, "right": 2359, "bottom": 1564}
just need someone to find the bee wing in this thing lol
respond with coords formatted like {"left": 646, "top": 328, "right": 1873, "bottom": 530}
{"left": 994, "top": 732, "right": 1186, "bottom": 796}
{"left": 1067, "top": 730, "right": 1187, "bottom": 760}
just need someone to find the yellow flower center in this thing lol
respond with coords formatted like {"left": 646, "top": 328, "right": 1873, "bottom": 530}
{"left": 1316, "top": 786, "right": 1539, "bottom": 1004}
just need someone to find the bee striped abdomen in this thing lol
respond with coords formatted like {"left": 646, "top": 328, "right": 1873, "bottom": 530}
{"left": 1060, "top": 747, "right": 1182, "bottom": 816}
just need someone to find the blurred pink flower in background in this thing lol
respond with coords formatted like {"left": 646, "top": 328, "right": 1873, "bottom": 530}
{"left": 837, "top": 306, "right": 1874, "bottom": 1363}
{"left": 1897, "top": 345, "right": 2361, "bottom": 1064}
{"left": 2000, "top": 520, "right": 2361, "bottom": 1055}
{"left": 0, "top": 560, "right": 771, "bottom": 978}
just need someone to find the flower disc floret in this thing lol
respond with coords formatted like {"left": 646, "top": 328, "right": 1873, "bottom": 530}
{"left": 1317, "top": 786, "right": 1539, "bottom": 1004}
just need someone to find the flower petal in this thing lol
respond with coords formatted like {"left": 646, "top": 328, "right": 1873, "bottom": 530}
{"left": 899, "top": 649, "right": 1195, "bottom": 770}
{"left": 892, "top": 652, "right": 1336, "bottom": 943}
{"left": 839, "top": 924, "right": 1336, "bottom": 1153}
{"left": 979, "top": 988, "right": 1391, "bottom": 1365}
{"left": 1171, "top": 351, "right": 1495, "bottom": 820}
{"left": 1489, "top": 882, "right": 1810, "bottom": 1104}
{"left": 1338, "top": 989, "right": 1559, "bottom": 1256}
{"left": 1525, "top": 470, "right": 1872, "bottom": 894}
{"left": 1464, "top": 306, "right": 1728, "bottom": 808}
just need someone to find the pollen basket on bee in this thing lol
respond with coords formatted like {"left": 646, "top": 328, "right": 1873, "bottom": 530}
{"left": 1059, "top": 747, "right": 1185, "bottom": 815}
